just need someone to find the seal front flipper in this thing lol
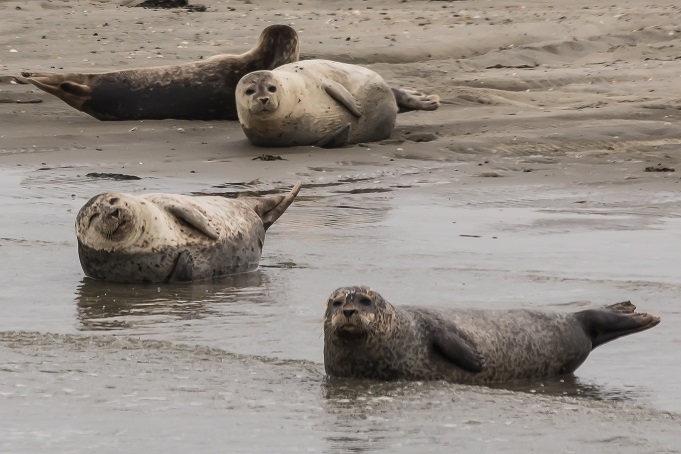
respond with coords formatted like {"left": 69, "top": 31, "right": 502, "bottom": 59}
{"left": 167, "top": 251, "right": 194, "bottom": 282}
{"left": 432, "top": 327, "right": 485, "bottom": 373}
{"left": 315, "top": 124, "right": 351, "bottom": 148}
{"left": 166, "top": 204, "right": 221, "bottom": 240}
{"left": 324, "top": 82, "right": 363, "bottom": 117}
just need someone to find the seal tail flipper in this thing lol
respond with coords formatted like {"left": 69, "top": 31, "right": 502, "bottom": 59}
{"left": 576, "top": 301, "right": 660, "bottom": 349}
{"left": 21, "top": 72, "right": 92, "bottom": 111}
{"left": 392, "top": 88, "right": 440, "bottom": 113}
{"left": 245, "top": 181, "right": 301, "bottom": 231}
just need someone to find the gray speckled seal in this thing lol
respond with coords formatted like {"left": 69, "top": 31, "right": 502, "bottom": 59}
{"left": 323, "top": 286, "right": 660, "bottom": 383}
{"left": 235, "top": 59, "right": 440, "bottom": 148}
{"left": 75, "top": 182, "right": 301, "bottom": 283}
{"left": 21, "top": 25, "right": 299, "bottom": 121}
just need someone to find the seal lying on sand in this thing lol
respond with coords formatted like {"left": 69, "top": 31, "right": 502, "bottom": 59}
{"left": 235, "top": 59, "right": 439, "bottom": 148}
{"left": 75, "top": 182, "right": 301, "bottom": 283}
{"left": 21, "top": 25, "right": 299, "bottom": 121}
{"left": 323, "top": 286, "right": 660, "bottom": 383}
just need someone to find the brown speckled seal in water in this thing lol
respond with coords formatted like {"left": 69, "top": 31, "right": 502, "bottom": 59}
{"left": 75, "top": 182, "right": 300, "bottom": 283}
{"left": 21, "top": 25, "right": 299, "bottom": 121}
{"left": 323, "top": 286, "right": 660, "bottom": 383}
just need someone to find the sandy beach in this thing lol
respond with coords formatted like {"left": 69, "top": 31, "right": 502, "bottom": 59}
{"left": 1, "top": 0, "right": 681, "bottom": 452}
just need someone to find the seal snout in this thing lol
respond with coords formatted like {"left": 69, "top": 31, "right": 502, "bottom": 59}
{"left": 343, "top": 309, "right": 357, "bottom": 318}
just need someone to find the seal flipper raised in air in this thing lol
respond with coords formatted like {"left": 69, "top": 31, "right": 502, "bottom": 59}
{"left": 239, "top": 181, "right": 301, "bottom": 231}
{"left": 575, "top": 301, "right": 661, "bottom": 349}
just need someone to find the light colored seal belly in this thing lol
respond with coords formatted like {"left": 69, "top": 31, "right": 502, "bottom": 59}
{"left": 75, "top": 183, "right": 300, "bottom": 283}
{"left": 236, "top": 60, "right": 416, "bottom": 147}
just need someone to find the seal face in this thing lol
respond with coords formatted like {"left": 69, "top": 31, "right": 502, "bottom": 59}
{"left": 75, "top": 182, "right": 300, "bottom": 283}
{"left": 21, "top": 25, "right": 299, "bottom": 121}
{"left": 323, "top": 286, "right": 660, "bottom": 383}
{"left": 236, "top": 59, "right": 440, "bottom": 148}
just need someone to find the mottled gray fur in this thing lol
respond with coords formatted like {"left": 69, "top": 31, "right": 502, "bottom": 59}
{"left": 323, "top": 286, "right": 660, "bottom": 383}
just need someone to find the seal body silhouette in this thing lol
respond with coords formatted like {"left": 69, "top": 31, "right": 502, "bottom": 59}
{"left": 75, "top": 183, "right": 300, "bottom": 283}
{"left": 22, "top": 25, "right": 299, "bottom": 121}
{"left": 235, "top": 59, "right": 439, "bottom": 147}
{"left": 323, "top": 286, "right": 660, "bottom": 383}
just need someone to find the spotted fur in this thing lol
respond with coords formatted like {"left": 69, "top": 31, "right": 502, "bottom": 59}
{"left": 76, "top": 183, "right": 300, "bottom": 283}
{"left": 323, "top": 286, "right": 660, "bottom": 383}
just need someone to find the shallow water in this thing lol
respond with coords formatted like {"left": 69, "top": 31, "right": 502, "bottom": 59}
{"left": 1, "top": 152, "right": 680, "bottom": 452}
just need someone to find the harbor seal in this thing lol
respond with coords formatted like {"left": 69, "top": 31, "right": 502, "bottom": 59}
{"left": 75, "top": 182, "right": 301, "bottom": 283}
{"left": 21, "top": 25, "right": 299, "bottom": 121}
{"left": 235, "top": 59, "right": 440, "bottom": 148}
{"left": 323, "top": 286, "right": 660, "bottom": 383}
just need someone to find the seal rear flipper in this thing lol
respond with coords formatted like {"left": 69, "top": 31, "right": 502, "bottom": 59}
{"left": 576, "top": 301, "right": 661, "bottom": 349}
{"left": 168, "top": 251, "right": 194, "bottom": 282}
{"left": 315, "top": 124, "right": 351, "bottom": 148}
{"left": 324, "top": 82, "right": 363, "bottom": 117}
{"left": 432, "top": 328, "right": 485, "bottom": 373}
{"left": 391, "top": 88, "right": 440, "bottom": 113}
{"left": 23, "top": 74, "right": 92, "bottom": 111}
{"left": 245, "top": 182, "right": 301, "bottom": 231}
{"left": 166, "top": 205, "right": 221, "bottom": 240}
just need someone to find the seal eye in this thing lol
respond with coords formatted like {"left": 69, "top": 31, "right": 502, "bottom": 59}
{"left": 245, "top": 88, "right": 255, "bottom": 96}
{"left": 332, "top": 300, "right": 343, "bottom": 307}
{"left": 267, "top": 85, "right": 277, "bottom": 93}
{"left": 358, "top": 297, "right": 372, "bottom": 307}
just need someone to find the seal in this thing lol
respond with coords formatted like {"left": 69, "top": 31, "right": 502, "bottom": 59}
{"left": 323, "top": 286, "right": 660, "bottom": 383}
{"left": 21, "top": 25, "right": 299, "bottom": 121}
{"left": 235, "top": 59, "right": 440, "bottom": 148}
{"left": 75, "top": 182, "right": 301, "bottom": 283}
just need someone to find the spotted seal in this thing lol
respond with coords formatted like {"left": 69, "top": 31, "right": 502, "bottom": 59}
{"left": 75, "top": 182, "right": 301, "bottom": 283}
{"left": 235, "top": 59, "right": 440, "bottom": 148}
{"left": 323, "top": 286, "right": 660, "bottom": 383}
{"left": 21, "top": 25, "right": 299, "bottom": 121}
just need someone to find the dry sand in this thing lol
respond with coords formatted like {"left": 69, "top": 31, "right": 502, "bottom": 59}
{"left": 1, "top": 0, "right": 681, "bottom": 451}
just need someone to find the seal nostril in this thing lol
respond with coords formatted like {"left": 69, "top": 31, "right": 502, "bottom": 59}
{"left": 111, "top": 208, "right": 120, "bottom": 218}
{"left": 259, "top": 97, "right": 269, "bottom": 105}
{"left": 343, "top": 309, "right": 356, "bottom": 318}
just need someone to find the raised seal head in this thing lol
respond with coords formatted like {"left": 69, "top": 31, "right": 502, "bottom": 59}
{"left": 324, "top": 286, "right": 397, "bottom": 340}
{"left": 237, "top": 71, "right": 283, "bottom": 116}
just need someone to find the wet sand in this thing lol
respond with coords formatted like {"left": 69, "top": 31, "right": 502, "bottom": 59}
{"left": 2, "top": 0, "right": 681, "bottom": 452}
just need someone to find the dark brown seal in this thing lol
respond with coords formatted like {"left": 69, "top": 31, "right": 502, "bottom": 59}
{"left": 21, "top": 25, "right": 299, "bottom": 121}
{"left": 323, "top": 286, "right": 660, "bottom": 383}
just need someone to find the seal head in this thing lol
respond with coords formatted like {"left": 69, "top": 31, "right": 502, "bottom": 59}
{"left": 76, "top": 193, "right": 143, "bottom": 250}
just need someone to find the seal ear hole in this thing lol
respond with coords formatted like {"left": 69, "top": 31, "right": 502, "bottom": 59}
{"left": 358, "top": 297, "right": 372, "bottom": 307}
{"left": 245, "top": 88, "right": 255, "bottom": 96}
{"left": 268, "top": 85, "right": 277, "bottom": 93}
{"left": 332, "top": 300, "right": 343, "bottom": 307}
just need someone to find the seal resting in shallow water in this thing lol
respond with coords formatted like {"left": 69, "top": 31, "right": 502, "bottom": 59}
{"left": 75, "top": 182, "right": 301, "bottom": 283}
{"left": 323, "top": 286, "right": 660, "bottom": 383}
{"left": 21, "top": 25, "right": 299, "bottom": 121}
{"left": 235, "top": 59, "right": 439, "bottom": 148}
